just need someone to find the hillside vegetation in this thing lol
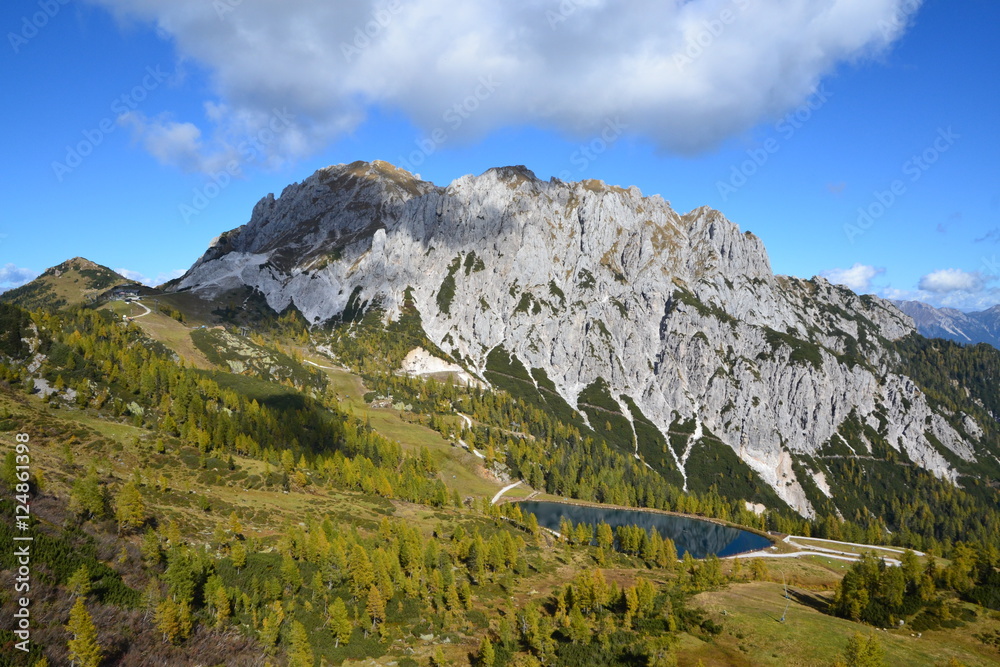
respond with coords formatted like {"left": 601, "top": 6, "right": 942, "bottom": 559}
{"left": 0, "top": 281, "right": 998, "bottom": 666}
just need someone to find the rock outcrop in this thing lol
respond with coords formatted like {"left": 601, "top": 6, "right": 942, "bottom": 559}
{"left": 174, "top": 161, "right": 986, "bottom": 515}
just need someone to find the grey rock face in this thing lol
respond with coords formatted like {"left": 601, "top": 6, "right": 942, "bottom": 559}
{"left": 175, "top": 161, "right": 982, "bottom": 516}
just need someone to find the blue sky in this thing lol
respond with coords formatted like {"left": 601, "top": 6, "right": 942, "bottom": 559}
{"left": 1, "top": 0, "right": 998, "bottom": 310}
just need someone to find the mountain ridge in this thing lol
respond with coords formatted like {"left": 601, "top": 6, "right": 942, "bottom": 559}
{"left": 894, "top": 299, "right": 1000, "bottom": 349}
{"left": 164, "top": 161, "right": 1000, "bottom": 518}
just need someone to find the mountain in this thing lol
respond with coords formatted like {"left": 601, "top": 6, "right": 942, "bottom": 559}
{"left": 894, "top": 299, "right": 1000, "bottom": 349}
{"left": 172, "top": 160, "right": 1000, "bottom": 517}
{"left": 0, "top": 256, "right": 136, "bottom": 310}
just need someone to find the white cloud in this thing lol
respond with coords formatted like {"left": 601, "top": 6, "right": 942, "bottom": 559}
{"left": 88, "top": 0, "right": 922, "bottom": 169}
{"left": 879, "top": 269, "right": 1000, "bottom": 312}
{"left": 918, "top": 268, "right": 983, "bottom": 294}
{"left": 119, "top": 112, "right": 231, "bottom": 173}
{"left": 0, "top": 264, "right": 39, "bottom": 291}
{"left": 820, "top": 263, "right": 885, "bottom": 293}
{"left": 115, "top": 268, "right": 185, "bottom": 287}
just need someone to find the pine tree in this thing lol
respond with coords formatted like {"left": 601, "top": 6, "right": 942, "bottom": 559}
{"left": 348, "top": 544, "right": 374, "bottom": 599}
{"left": 140, "top": 529, "right": 162, "bottom": 566}
{"left": 66, "top": 598, "right": 102, "bottom": 667}
{"left": 68, "top": 469, "right": 106, "bottom": 519}
{"left": 328, "top": 597, "right": 352, "bottom": 647}
{"left": 596, "top": 522, "right": 614, "bottom": 552}
{"left": 567, "top": 606, "right": 591, "bottom": 644}
{"left": 227, "top": 510, "right": 243, "bottom": 536}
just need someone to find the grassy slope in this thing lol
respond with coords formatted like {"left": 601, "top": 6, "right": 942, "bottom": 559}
{"left": 1, "top": 258, "right": 133, "bottom": 311}
{"left": 688, "top": 581, "right": 1000, "bottom": 667}
{"left": 312, "top": 362, "right": 502, "bottom": 500}
{"left": 4, "top": 363, "right": 998, "bottom": 665}
{"left": 131, "top": 310, "right": 214, "bottom": 369}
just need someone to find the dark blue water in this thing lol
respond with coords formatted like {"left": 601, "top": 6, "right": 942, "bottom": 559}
{"left": 519, "top": 501, "right": 771, "bottom": 558}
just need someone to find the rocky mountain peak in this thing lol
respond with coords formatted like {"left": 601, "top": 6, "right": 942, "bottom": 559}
{"left": 172, "top": 161, "right": 988, "bottom": 516}
{"left": 895, "top": 299, "right": 1000, "bottom": 349}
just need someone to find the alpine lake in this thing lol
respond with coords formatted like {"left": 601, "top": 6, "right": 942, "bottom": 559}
{"left": 518, "top": 501, "right": 772, "bottom": 558}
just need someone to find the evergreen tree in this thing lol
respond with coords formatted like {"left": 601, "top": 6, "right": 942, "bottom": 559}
{"left": 349, "top": 544, "right": 374, "bottom": 599}
{"left": 68, "top": 469, "right": 106, "bottom": 520}
{"left": 155, "top": 597, "right": 181, "bottom": 644}
{"left": 231, "top": 539, "right": 247, "bottom": 572}
{"left": 567, "top": 606, "right": 591, "bottom": 644}
{"left": 140, "top": 529, "right": 162, "bottom": 567}
{"left": 211, "top": 584, "right": 231, "bottom": 627}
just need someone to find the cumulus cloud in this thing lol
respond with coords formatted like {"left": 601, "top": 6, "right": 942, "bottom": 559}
{"left": 119, "top": 112, "right": 225, "bottom": 173}
{"left": 820, "top": 263, "right": 885, "bottom": 293}
{"left": 881, "top": 285, "right": 1000, "bottom": 312}
{"left": 115, "top": 268, "right": 185, "bottom": 287}
{"left": 87, "top": 0, "right": 922, "bottom": 169}
{"left": 0, "top": 264, "right": 39, "bottom": 291}
{"left": 881, "top": 268, "right": 999, "bottom": 311}
{"left": 918, "top": 268, "right": 984, "bottom": 294}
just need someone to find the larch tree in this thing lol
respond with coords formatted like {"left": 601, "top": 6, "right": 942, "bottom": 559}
{"left": 66, "top": 598, "right": 102, "bottom": 667}
{"left": 231, "top": 539, "right": 247, "bottom": 572}
{"left": 113, "top": 480, "right": 148, "bottom": 534}
{"left": 287, "top": 620, "right": 315, "bottom": 667}
{"left": 66, "top": 565, "right": 91, "bottom": 599}
{"left": 366, "top": 584, "right": 386, "bottom": 631}
{"left": 328, "top": 597, "right": 352, "bottom": 647}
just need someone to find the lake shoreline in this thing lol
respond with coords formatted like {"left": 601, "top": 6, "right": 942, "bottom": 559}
{"left": 513, "top": 496, "right": 778, "bottom": 557}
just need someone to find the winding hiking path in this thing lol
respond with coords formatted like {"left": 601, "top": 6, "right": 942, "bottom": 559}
{"left": 729, "top": 534, "right": 915, "bottom": 567}
{"left": 492, "top": 480, "right": 522, "bottom": 505}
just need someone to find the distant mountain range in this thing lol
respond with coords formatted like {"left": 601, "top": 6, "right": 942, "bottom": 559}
{"left": 894, "top": 300, "right": 1000, "bottom": 349}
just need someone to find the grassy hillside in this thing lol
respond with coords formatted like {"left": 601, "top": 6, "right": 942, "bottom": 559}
{"left": 1, "top": 257, "right": 136, "bottom": 311}
{"left": 1, "top": 292, "right": 998, "bottom": 666}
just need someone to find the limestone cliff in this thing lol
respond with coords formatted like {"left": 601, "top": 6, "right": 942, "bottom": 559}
{"left": 174, "top": 161, "right": 988, "bottom": 515}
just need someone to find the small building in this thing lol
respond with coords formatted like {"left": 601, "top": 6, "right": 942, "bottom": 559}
{"left": 110, "top": 285, "right": 140, "bottom": 299}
